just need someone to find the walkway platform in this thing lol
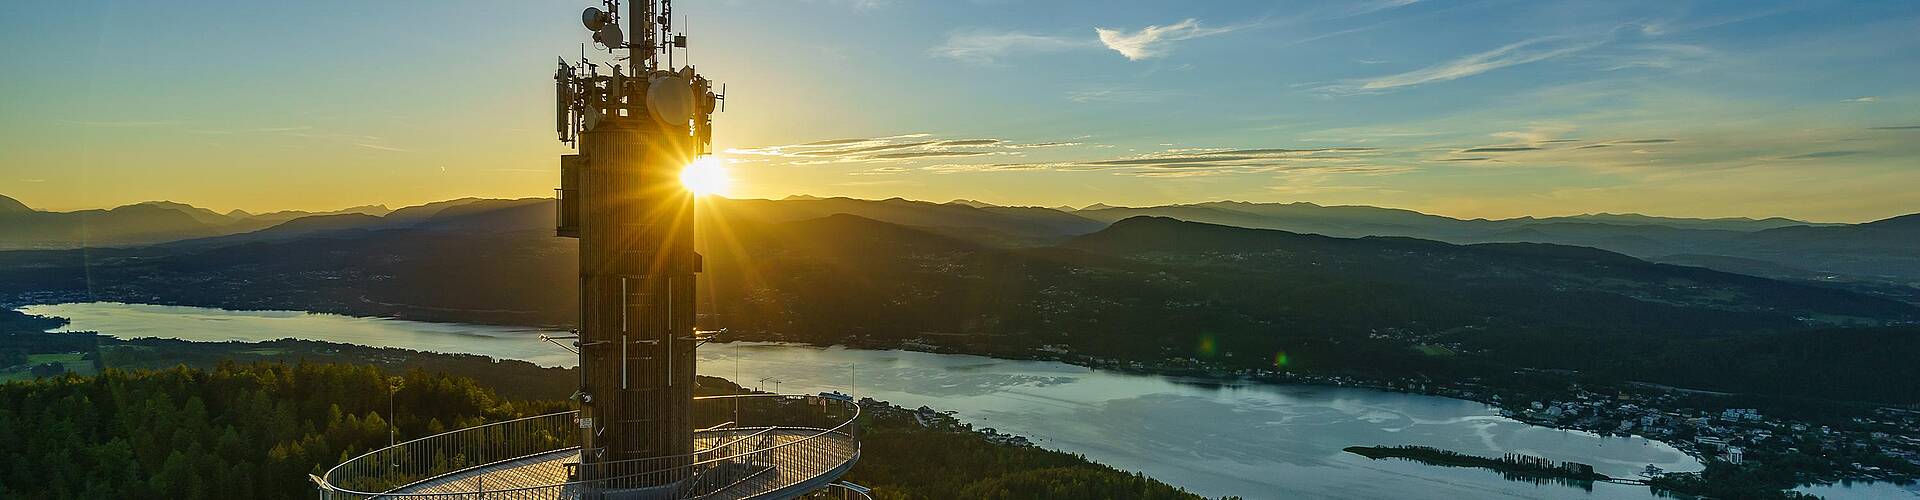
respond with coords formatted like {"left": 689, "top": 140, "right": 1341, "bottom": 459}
{"left": 318, "top": 395, "right": 864, "bottom": 500}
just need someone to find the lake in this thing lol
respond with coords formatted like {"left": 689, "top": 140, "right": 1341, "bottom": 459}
{"left": 24, "top": 301, "right": 1903, "bottom": 499}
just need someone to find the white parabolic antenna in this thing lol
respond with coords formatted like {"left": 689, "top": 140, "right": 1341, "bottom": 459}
{"left": 646, "top": 75, "right": 693, "bottom": 126}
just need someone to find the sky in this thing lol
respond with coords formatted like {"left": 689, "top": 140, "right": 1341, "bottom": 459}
{"left": 1, "top": 0, "right": 1917, "bottom": 222}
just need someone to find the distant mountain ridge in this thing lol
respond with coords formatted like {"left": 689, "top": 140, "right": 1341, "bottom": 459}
{"left": 0, "top": 195, "right": 32, "bottom": 213}
{"left": 0, "top": 197, "right": 440, "bottom": 249}
{"left": 1062, "top": 200, "right": 1914, "bottom": 292}
{"left": 3, "top": 193, "right": 1913, "bottom": 298}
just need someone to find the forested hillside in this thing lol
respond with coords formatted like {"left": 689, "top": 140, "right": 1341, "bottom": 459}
{"left": 0, "top": 363, "right": 548, "bottom": 498}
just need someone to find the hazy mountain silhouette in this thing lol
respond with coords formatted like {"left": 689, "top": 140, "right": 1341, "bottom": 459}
{"left": 1075, "top": 201, "right": 1823, "bottom": 240}
{"left": 1711, "top": 213, "right": 1920, "bottom": 281}
{"left": 0, "top": 202, "right": 252, "bottom": 249}
{"left": 1068, "top": 216, "right": 1903, "bottom": 320}
{"left": 160, "top": 213, "right": 387, "bottom": 249}
{"left": 1064, "top": 200, "right": 1911, "bottom": 289}
{"left": 131, "top": 201, "right": 235, "bottom": 226}
{"left": 0, "top": 194, "right": 34, "bottom": 213}
{"left": 244, "top": 204, "right": 392, "bottom": 223}
{"left": 0, "top": 197, "right": 401, "bottom": 249}
{"left": 160, "top": 198, "right": 547, "bottom": 249}
{"left": 5, "top": 193, "right": 1913, "bottom": 295}
{"left": 705, "top": 196, "right": 1104, "bottom": 244}
{"left": 1537, "top": 212, "right": 1819, "bottom": 231}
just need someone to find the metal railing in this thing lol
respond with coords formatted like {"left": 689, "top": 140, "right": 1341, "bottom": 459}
{"left": 803, "top": 483, "right": 874, "bottom": 500}
{"left": 317, "top": 394, "right": 861, "bottom": 500}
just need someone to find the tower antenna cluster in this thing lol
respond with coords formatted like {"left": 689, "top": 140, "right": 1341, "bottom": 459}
{"left": 556, "top": 0, "right": 722, "bottom": 151}
{"left": 316, "top": 3, "right": 864, "bottom": 498}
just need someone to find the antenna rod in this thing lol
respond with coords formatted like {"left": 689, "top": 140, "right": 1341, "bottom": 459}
{"left": 630, "top": 0, "right": 652, "bottom": 72}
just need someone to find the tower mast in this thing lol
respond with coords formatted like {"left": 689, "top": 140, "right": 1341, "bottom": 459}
{"left": 316, "top": 3, "right": 863, "bottom": 497}
{"left": 555, "top": 0, "right": 718, "bottom": 491}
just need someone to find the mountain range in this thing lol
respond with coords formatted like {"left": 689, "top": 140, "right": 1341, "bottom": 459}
{"left": 5, "top": 193, "right": 1912, "bottom": 300}
{"left": 3, "top": 196, "right": 1915, "bottom": 403}
{"left": 0, "top": 194, "right": 392, "bottom": 249}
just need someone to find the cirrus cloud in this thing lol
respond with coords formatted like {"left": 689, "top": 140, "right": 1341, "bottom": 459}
{"left": 930, "top": 30, "right": 1094, "bottom": 64}
{"left": 1095, "top": 19, "right": 1244, "bottom": 61}
{"left": 1325, "top": 36, "right": 1607, "bottom": 94}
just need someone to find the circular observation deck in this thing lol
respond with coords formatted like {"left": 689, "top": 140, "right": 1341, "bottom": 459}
{"left": 317, "top": 394, "right": 865, "bottom": 500}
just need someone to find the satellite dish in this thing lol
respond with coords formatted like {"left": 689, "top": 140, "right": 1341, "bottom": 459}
{"left": 646, "top": 75, "right": 693, "bottom": 127}
{"left": 582, "top": 7, "right": 607, "bottom": 31}
{"left": 596, "top": 24, "right": 624, "bottom": 48}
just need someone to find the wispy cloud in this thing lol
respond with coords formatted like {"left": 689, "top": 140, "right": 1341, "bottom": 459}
{"left": 725, "top": 135, "right": 1069, "bottom": 164}
{"left": 1434, "top": 135, "right": 1682, "bottom": 163}
{"left": 1780, "top": 150, "right": 1861, "bottom": 160}
{"left": 848, "top": 166, "right": 911, "bottom": 176}
{"left": 1330, "top": 36, "right": 1605, "bottom": 93}
{"left": 1635, "top": 7, "right": 1793, "bottom": 37}
{"left": 812, "top": 0, "right": 890, "bottom": 10}
{"left": 59, "top": 119, "right": 186, "bottom": 128}
{"left": 1595, "top": 43, "right": 1715, "bottom": 72}
{"left": 1845, "top": 96, "right": 1879, "bottom": 103}
{"left": 870, "top": 150, "right": 992, "bottom": 160}
{"left": 1328, "top": 0, "right": 1422, "bottom": 19}
{"left": 1004, "top": 141, "right": 1080, "bottom": 149}
{"left": 936, "top": 139, "right": 1002, "bottom": 146}
{"left": 354, "top": 143, "right": 408, "bottom": 152}
{"left": 934, "top": 18, "right": 1247, "bottom": 64}
{"left": 930, "top": 30, "right": 1092, "bottom": 64}
{"left": 924, "top": 147, "right": 1397, "bottom": 178}
{"left": 1095, "top": 19, "right": 1244, "bottom": 61}
{"left": 1066, "top": 87, "right": 1182, "bottom": 103}
{"left": 1490, "top": 122, "right": 1578, "bottom": 145}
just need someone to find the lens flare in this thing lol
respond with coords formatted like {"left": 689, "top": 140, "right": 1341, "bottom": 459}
{"left": 681, "top": 156, "right": 731, "bottom": 196}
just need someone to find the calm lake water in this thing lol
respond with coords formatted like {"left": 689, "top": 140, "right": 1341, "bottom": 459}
{"left": 22, "top": 302, "right": 1910, "bottom": 499}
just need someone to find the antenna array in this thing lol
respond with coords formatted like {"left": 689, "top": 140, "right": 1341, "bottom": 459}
{"left": 555, "top": 0, "right": 723, "bottom": 150}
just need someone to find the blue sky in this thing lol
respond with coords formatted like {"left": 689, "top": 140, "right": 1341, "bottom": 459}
{"left": 2, "top": 0, "right": 1916, "bottom": 221}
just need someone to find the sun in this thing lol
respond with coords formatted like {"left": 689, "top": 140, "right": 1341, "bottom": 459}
{"left": 680, "top": 156, "right": 731, "bottom": 196}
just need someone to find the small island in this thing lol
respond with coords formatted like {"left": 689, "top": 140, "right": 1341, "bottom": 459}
{"left": 1345, "top": 445, "right": 1613, "bottom": 486}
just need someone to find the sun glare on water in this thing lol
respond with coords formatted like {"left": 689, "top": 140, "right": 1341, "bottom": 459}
{"left": 681, "top": 156, "right": 731, "bottom": 196}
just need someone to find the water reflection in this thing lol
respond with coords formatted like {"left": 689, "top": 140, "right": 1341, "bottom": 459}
{"left": 697, "top": 342, "right": 1700, "bottom": 499}
{"left": 29, "top": 302, "right": 1717, "bottom": 499}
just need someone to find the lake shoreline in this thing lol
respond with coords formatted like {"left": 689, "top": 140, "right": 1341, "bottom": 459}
{"left": 26, "top": 300, "right": 1913, "bottom": 498}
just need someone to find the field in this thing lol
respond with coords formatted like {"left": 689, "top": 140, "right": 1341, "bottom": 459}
{"left": 0, "top": 351, "right": 96, "bottom": 382}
